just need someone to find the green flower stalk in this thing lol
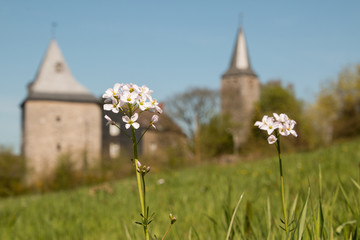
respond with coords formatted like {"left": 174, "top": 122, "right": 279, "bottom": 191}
{"left": 102, "top": 83, "right": 164, "bottom": 240}
{"left": 255, "top": 113, "right": 298, "bottom": 235}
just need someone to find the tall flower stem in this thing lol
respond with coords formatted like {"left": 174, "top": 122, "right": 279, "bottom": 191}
{"left": 276, "top": 136, "right": 288, "bottom": 235}
{"left": 132, "top": 127, "right": 149, "bottom": 240}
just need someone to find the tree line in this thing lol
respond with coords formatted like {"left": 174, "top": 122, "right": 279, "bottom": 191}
{"left": 165, "top": 64, "right": 360, "bottom": 160}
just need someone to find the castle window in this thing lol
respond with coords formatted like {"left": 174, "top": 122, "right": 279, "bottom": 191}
{"left": 149, "top": 142, "right": 158, "bottom": 152}
{"left": 109, "top": 143, "right": 120, "bottom": 158}
{"left": 57, "top": 143, "right": 61, "bottom": 152}
{"left": 55, "top": 62, "right": 64, "bottom": 73}
{"left": 109, "top": 124, "right": 120, "bottom": 136}
{"left": 56, "top": 116, "right": 61, "bottom": 122}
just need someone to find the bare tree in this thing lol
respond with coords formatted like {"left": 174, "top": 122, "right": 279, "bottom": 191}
{"left": 166, "top": 88, "right": 219, "bottom": 162}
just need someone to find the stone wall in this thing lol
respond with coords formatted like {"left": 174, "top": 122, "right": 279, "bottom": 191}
{"left": 221, "top": 74, "right": 260, "bottom": 149}
{"left": 22, "top": 100, "right": 101, "bottom": 182}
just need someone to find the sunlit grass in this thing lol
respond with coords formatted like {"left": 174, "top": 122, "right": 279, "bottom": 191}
{"left": 1, "top": 138, "right": 359, "bottom": 239}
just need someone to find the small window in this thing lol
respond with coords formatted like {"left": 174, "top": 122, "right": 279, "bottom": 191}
{"left": 57, "top": 143, "right": 61, "bottom": 152}
{"left": 56, "top": 116, "right": 61, "bottom": 122}
{"left": 55, "top": 62, "right": 64, "bottom": 73}
{"left": 109, "top": 143, "right": 120, "bottom": 158}
{"left": 109, "top": 124, "right": 120, "bottom": 136}
{"left": 149, "top": 142, "right": 158, "bottom": 152}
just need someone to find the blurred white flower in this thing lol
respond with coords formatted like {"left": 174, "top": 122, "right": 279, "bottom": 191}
{"left": 150, "top": 115, "right": 159, "bottom": 129}
{"left": 122, "top": 113, "right": 140, "bottom": 129}
{"left": 102, "top": 83, "right": 121, "bottom": 100}
{"left": 273, "top": 113, "right": 289, "bottom": 123}
{"left": 255, "top": 113, "right": 298, "bottom": 143}
{"left": 157, "top": 178, "right": 165, "bottom": 185}
{"left": 103, "top": 98, "right": 120, "bottom": 113}
{"left": 120, "top": 91, "right": 138, "bottom": 105}
{"left": 104, "top": 115, "right": 114, "bottom": 126}
{"left": 148, "top": 96, "right": 163, "bottom": 114}
{"left": 268, "top": 135, "right": 277, "bottom": 144}
{"left": 285, "top": 119, "right": 298, "bottom": 137}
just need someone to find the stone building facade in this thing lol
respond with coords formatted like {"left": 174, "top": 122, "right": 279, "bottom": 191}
{"left": 221, "top": 28, "right": 260, "bottom": 152}
{"left": 21, "top": 40, "right": 101, "bottom": 182}
{"left": 21, "top": 39, "right": 186, "bottom": 182}
{"left": 102, "top": 109, "right": 187, "bottom": 160}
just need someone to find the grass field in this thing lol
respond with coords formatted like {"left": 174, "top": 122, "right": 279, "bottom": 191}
{"left": 1, "top": 138, "right": 360, "bottom": 239}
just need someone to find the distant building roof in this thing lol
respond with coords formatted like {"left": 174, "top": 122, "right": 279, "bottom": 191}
{"left": 24, "top": 39, "right": 98, "bottom": 103}
{"left": 223, "top": 27, "right": 257, "bottom": 77}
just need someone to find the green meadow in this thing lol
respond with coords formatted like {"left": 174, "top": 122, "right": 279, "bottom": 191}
{"left": 1, "top": 138, "right": 360, "bottom": 239}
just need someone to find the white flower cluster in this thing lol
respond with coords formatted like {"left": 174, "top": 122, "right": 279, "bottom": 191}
{"left": 254, "top": 113, "right": 297, "bottom": 144}
{"left": 102, "top": 83, "right": 161, "bottom": 129}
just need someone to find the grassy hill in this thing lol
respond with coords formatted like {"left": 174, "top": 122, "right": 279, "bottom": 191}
{"left": 1, "top": 138, "right": 360, "bottom": 239}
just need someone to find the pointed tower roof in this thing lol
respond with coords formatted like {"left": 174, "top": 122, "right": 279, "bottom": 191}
{"left": 223, "top": 27, "right": 256, "bottom": 77}
{"left": 25, "top": 39, "right": 98, "bottom": 103}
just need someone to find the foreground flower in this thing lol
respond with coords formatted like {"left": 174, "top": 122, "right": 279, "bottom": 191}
{"left": 122, "top": 113, "right": 140, "bottom": 129}
{"left": 254, "top": 113, "right": 297, "bottom": 142}
{"left": 103, "top": 97, "right": 120, "bottom": 113}
{"left": 254, "top": 112, "right": 297, "bottom": 234}
{"left": 150, "top": 115, "right": 159, "bottom": 129}
{"left": 104, "top": 115, "right": 114, "bottom": 126}
{"left": 255, "top": 115, "right": 279, "bottom": 135}
{"left": 102, "top": 83, "right": 121, "bottom": 100}
{"left": 268, "top": 135, "right": 277, "bottom": 144}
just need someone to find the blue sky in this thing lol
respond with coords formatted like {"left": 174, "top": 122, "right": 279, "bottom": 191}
{"left": 1, "top": 1, "right": 360, "bottom": 153}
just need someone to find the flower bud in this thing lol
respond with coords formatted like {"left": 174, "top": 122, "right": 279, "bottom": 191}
{"left": 169, "top": 213, "right": 177, "bottom": 224}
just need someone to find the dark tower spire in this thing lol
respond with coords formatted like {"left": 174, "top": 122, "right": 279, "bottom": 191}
{"left": 223, "top": 27, "right": 256, "bottom": 77}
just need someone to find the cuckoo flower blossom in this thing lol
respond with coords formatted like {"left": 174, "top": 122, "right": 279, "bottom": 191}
{"left": 254, "top": 113, "right": 297, "bottom": 144}
{"left": 268, "top": 135, "right": 277, "bottom": 144}
{"left": 104, "top": 115, "right": 114, "bottom": 126}
{"left": 122, "top": 113, "right": 140, "bottom": 129}
{"left": 150, "top": 115, "right": 159, "bottom": 129}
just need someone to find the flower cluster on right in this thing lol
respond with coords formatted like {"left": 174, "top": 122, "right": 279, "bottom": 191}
{"left": 254, "top": 113, "right": 297, "bottom": 144}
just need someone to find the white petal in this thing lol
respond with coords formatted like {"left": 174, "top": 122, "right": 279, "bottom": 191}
{"left": 125, "top": 123, "right": 130, "bottom": 129}
{"left": 103, "top": 104, "right": 112, "bottom": 111}
{"left": 152, "top": 115, "right": 159, "bottom": 123}
{"left": 131, "top": 113, "right": 139, "bottom": 121}
{"left": 122, "top": 115, "right": 130, "bottom": 123}
{"left": 268, "top": 135, "right": 277, "bottom": 144}
{"left": 113, "top": 83, "right": 121, "bottom": 92}
{"left": 132, "top": 122, "right": 140, "bottom": 129}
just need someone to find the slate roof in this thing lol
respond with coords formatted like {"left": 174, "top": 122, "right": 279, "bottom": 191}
{"left": 24, "top": 39, "right": 98, "bottom": 104}
{"left": 223, "top": 27, "right": 257, "bottom": 77}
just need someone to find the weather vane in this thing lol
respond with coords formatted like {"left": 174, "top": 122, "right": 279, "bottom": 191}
{"left": 51, "top": 22, "right": 58, "bottom": 39}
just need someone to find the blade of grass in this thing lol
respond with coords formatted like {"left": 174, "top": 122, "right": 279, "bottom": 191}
{"left": 339, "top": 180, "right": 356, "bottom": 215}
{"left": 298, "top": 188, "right": 310, "bottom": 240}
{"left": 336, "top": 220, "right": 356, "bottom": 234}
{"left": 318, "top": 200, "right": 324, "bottom": 239}
{"left": 225, "top": 192, "right": 244, "bottom": 240}
{"left": 123, "top": 222, "right": 132, "bottom": 240}
{"left": 266, "top": 197, "right": 272, "bottom": 240}
{"left": 289, "top": 194, "right": 299, "bottom": 226}
{"left": 351, "top": 178, "right": 360, "bottom": 191}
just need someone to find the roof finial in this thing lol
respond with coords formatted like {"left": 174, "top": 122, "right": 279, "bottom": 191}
{"left": 51, "top": 22, "right": 58, "bottom": 39}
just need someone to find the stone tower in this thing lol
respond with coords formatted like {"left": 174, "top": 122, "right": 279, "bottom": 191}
{"left": 221, "top": 27, "right": 260, "bottom": 153}
{"left": 21, "top": 39, "right": 102, "bottom": 182}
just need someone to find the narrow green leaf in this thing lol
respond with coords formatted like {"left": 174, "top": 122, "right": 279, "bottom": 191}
{"left": 319, "top": 200, "right": 324, "bottom": 239}
{"left": 266, "top": 197, "right": 272, "bottom": 240}
{"left": 123, "top": 222, "right": 132, "bottom": 240}
{"left": 298, "top": 188, "right": 310, "bottom": 240}
{"left": 339, "top": 181, "right": 356, "bottom": 215}
{"left": 336, "top": 220, "right": 356, "bottom": 234}
{"left": 351, "top": 178, "right": 360, "bottom": 191}
{"left": 225, "top": 192, "right": 244, "bottom": 240}
{"left": 289, "top": 194, "right": 299, "bottom": 225}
